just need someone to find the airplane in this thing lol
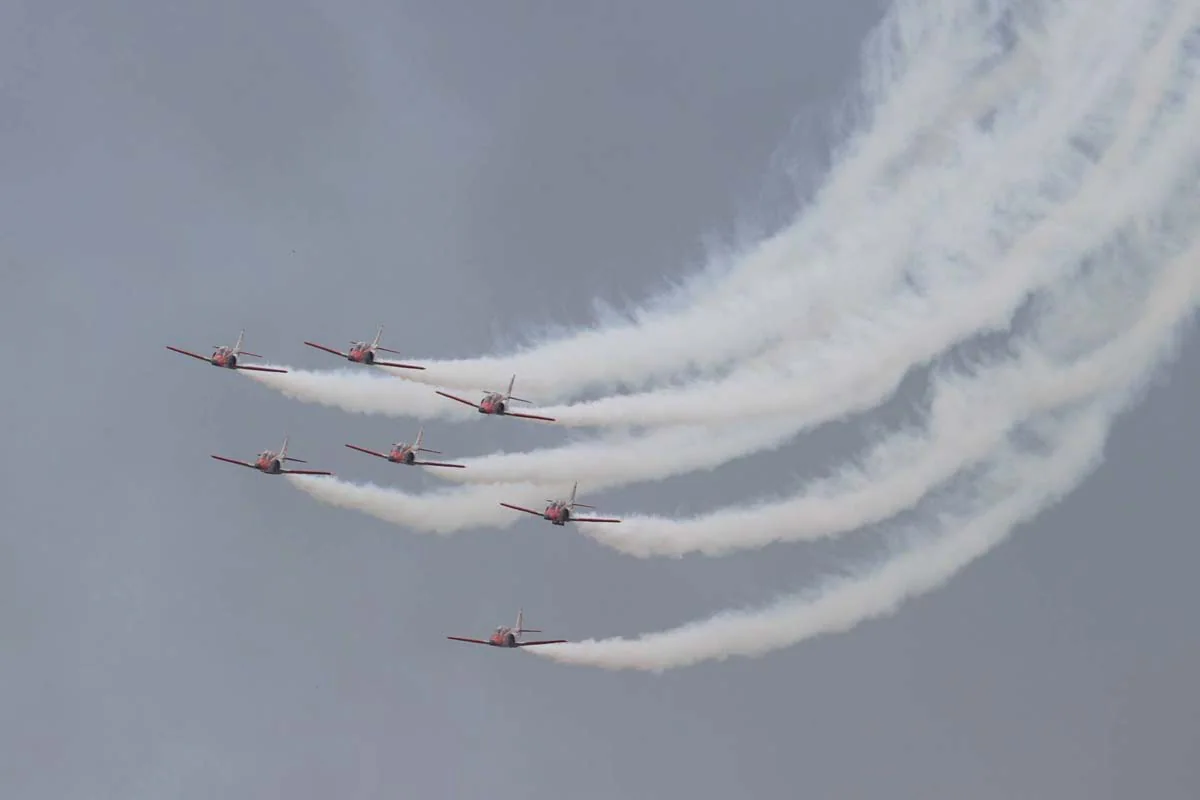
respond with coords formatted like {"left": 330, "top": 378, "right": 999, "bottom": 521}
{"left": 210, "top": 436, "right": 333, "bottom": 476}
{"left": 165, "top": 330, "right": 288, "bottom": 373}
{"left": 344, "top": 427, "right": 466, "bottom": 469}
{"left": 447, "top": 609, "right": 567, "bottom": 648}
{"left": 435, "top": 375, "right": 556, "bottom": 422}
{"left": 303, "top": 324, "right": 424, "bottom": 370}
{"left": 500, "top": 482, "right": 621, "bottom": 525}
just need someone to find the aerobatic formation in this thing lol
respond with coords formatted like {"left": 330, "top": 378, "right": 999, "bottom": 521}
{"left": 169, "top": 0, "right": 1200, "bottom": 670}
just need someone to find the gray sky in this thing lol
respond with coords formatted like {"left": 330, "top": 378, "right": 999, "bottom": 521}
{"left": 3, "top": 1, "right": 1198, "bottom": 798}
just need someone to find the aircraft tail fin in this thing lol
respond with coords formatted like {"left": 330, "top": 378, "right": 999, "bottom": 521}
{"left": 279, "top": 436, "right": 306, "bottom": 463}
{"left": 232, "top": 329, "right": 262, "bottom": 357}
{"left": 414, "top": 426, "right": 441, "bottom": 453}
{"left": 506, "top": 374, "right": 532, "bottom": 404}
{"left": 515, "top": 609, "right": 544, "bottom": 636}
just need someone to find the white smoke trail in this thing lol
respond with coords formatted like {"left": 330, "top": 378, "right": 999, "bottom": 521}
{"left": 249, "top": 0, "right": 1183, "bottom": 432}
{"left": 578, "top": 225, "right": 1200, "bottom": 557}
{"left": 285, "top": 476, "right": 599, "bottom": 535}
{"left": 283, "top": 422, "right": 797, "bottom": 532}
{"left": 529, "top": 364, "right": 1196, "bottom": 671}
{"left": 285, "top": 202, "right": 1200, "bottom": 544}
{"left": 418, "top": 8, "right": 1200, "bottom": 491}
{"left": 382, "top": 0, "right": 1038, "bottom": 398}
{"left": 528, "top": 404, "right": 1119, "bottom": 670}
{"left": 241, "top": 366, "right": 491, "bottom": 422}
{"left": 535, "top": 134, "right": 1187, "bottom": 429}
{"left": 281, "top": 0, "right": 1199, "bottom": 544}
{"left": 271, "top": 0, "right": 1200, "bottom": 678}
{"left": 246, "top": 0, "right": 1133, "bottom": 419}
{"left": 283, "top": 211, "right": 1198, "bottom": 538}
{"left": 526, "top": 234, "right": 1200, "bottom": 670}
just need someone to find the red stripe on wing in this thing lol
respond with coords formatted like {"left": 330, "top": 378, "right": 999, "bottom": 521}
{"left": 166, "top": 346, "right": 211, "bottom": 362}
{"left": 344, "top": 444, "right": 389, "bottom": 459}
{"left": 505, "top": 411, "right": 557, "bottom": 422}
{"left": 435, "top": 391, "right": 480, "bottom": 409}
{"left": 210, "top": 455, "right": 257, "bottom": 469}
{"left": 303, "top": 341, "right": 347, "bottom": 358}
{"left": 500, "top": 502, "right": 544, "bottom": 516}
{"left": 373, "top": 360, "right": 426, "bottom": 370}
{"left": 234, "top": 365, "right": 289, "bottom": 373}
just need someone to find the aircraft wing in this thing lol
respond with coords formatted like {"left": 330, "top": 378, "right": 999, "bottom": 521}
{"left": 446, "top": 636, "right": 491, "bottom": 645}
{"left": 572, "top": 517, "right": 622, "bottom": 524}
{"left": 412, "top": 460, "right": 467, "bottom": 469}
{"left": 234, "top": 364, "right": 289, "bottom": 373}
{"left": 373, "top": 359, "right": 426, "bottom": 370}
{"left": 303, "top": 341, "right": 348, "bottom": 358}
{"left": 166, "top": 346, "right": 211, "bottom": 362}
{"left": 505, "top": 411, "right": 558, "bottom": 423}
{"left": 281, "top": 468, "right": 334, "bottom": 476}
{"left": 435, "top": 390, "right": 480, "bottom": 409}
{"left": 516, "top": 640, "right": 569, "bottom": 647}
{"left": 344, "top": 444, "right": 390, "bottom": 460}
{"left": 210, "top": 455, "right": 257, "bottom": 469}
{"left": 499, "top": 502, "right": 544, "bottom": 516}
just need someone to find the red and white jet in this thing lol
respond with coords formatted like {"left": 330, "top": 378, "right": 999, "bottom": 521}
{"left": 303, "top": 324, "right": 424, "bottom": 370}
{"left": 500, "top": 482, "right": 621, "bottom": 526}
{"left": 435, "top": 375, "right": 556, "bottom": 422}
{"left": 210, "top": 436, "right": 333, "bottom": 476}
{"left": 166, "top": 329, "right": 287, "bottom": 373}
{"left": 447, "top": 609, "right": 567, "bottom": 649}
{"left": 344, "top": 427, "right": 466, "bottom": 469}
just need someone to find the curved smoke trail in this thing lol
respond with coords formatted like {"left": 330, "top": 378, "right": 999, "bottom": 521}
{"left": 283, "top": 0, "right": 1198, "bottom": 600}
{"left": 266, "top": 0, "right": 1200, "bottom": 674}
{"left": 372, "top": 0, "right": 1035, "bottom": 398}
{"left": 242, "top": 0, "right": 1108, "bottom": 416}
{"left": 528, "top": 236, "right": 1200, "bottom": 670}
{"left": 285, "top": 193, "right": 1199, "bottom": 538}
{"left": 383, "top": 8, "right": 1200, "bottom": 500}
{"left": 533, "top": 40, "right": 1197, "bottom": 430}
{"left": 246, "top": 0, "right": 1179, "bottom": 435}
{"left": 577, "top": 218, "right": 1200, "bottom": 557}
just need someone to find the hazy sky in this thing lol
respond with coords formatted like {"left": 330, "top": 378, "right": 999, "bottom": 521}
{"left": 2, "top": 1, "right": 1198, "bottom": 798}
